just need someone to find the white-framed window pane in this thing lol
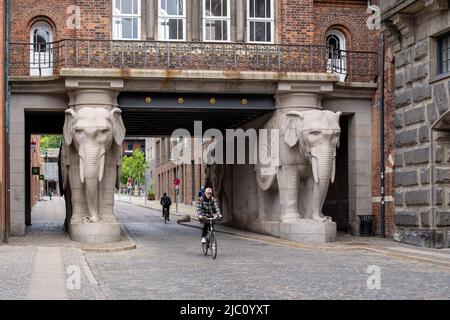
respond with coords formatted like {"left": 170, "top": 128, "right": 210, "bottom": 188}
{"left": 250, "top": 21, "right": 270, "bottom": 42}
{"left": 209, "top": 0, "right": 226, "bottom": 17}
{"left": 122, "top": 0, "right": 133, "bottom": 14}
{"left": 255, "top": 0, "right": 265, "bottom": 18}
{"left": 159, "top": 18, "right": 184, "bottom": 40}
{"left": 205, "top": 20, "right": 227, "bottom": 41}
{"left": 249, "top": 0, "right": 271, "bottom": 18}
{"left": 161, "top": 0, "right": 183, "bottom": 16}
{"left": 113, "top": 17, "right": 139, "bottom": 39}
{"left": 115, "top": 0, "right": 139, "bottom": 15}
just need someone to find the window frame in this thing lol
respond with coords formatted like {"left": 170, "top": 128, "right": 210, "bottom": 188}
{"left": 439, "top": 34, "right": 450, "bottom": 75}
{"left": 158, "top": 0, "right": 187, "bottom": 41}
{"left": 202, "top": 0, "right": 231, "bottom": 43}
{"left": 246, "top": 0, "right": 275, "bottom": 44}
{"left": 30, "top": 21, "right": 53, "bottom": 53}
{"left": 112, "top": 0, "right": 142, "bottom": 40}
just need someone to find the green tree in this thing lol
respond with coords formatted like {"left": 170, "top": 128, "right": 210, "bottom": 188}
{"left": 120, "top": 149, "right": 149, "bottom": 189}
{"left": 40, "top": 135, "right": 62, "bottom": 152}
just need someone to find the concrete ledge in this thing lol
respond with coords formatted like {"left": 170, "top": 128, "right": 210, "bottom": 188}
{"left": 254, "top": 220, "right": 337, "bottom": 243}
{"left": 69, "top": 222, "right": 122, "bottom": 244}
{"left": 60, "top": 68, "right": 340, "bottom": 82}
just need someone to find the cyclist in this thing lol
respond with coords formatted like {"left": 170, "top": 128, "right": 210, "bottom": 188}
{"left": 160, "top": 192, "right": 172, "bottom": 221}
{"left": 197, "top": 187, "right": 222, "bottom": 244}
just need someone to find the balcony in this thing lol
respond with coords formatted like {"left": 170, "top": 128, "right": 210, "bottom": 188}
{"left": 9, "top": 39, "right": 379, "bottom": 83}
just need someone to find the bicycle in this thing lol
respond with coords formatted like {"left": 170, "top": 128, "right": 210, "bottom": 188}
{"left": 201, "top": 216, "right": 219, "bottom": 259}
{"left": 163, "top": 207, "right": 169, "bottom": 224}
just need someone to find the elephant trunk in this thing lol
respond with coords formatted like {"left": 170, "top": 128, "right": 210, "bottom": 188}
{"left": 310, "top": 148, "right": 335, "bottom": 221}
{"left": 79, "top": 144, "right": 105, "bottom": 222}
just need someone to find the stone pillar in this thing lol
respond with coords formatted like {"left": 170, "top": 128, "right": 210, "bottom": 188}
{"left": 63, "top": 79, "right": 125, "bottom": 244}
{"left": 9, "top": 96, "right": 26, "bottom": 236}
{"left": 190, "top": 0, "right": 200, "bottom": 41}
{"left": 236, "top": 0, "right": 245, "bottom": 42}
{"left": 145, "top": 0, "right": 154, "bottom": 40}
{"left": 347, "top": 112, "right": 372, "bottom": 236}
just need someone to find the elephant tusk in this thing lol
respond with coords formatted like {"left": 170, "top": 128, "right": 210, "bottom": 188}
{"left": 311, "top": 155, "right": 319, "bottom": 184}
{"left": 98, "top": 153, "right": 105, "bottom": 182}
{"left": 79, "top": 157, "right": 85, "bottom": 183}
{"left": 331, "top": 156, "right": 336, "bottom": 184}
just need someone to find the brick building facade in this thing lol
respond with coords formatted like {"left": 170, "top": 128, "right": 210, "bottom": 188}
{"left": 5, "top": 0, "right": 385, "bottom": 242}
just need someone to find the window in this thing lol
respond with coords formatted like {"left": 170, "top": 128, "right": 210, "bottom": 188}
{"left": 247, "top": 0, "right": 274, "bottom": 43}
{"left": 158, "top": 0, "right": 186, "bottom": 41}
{"left": 31, "top": 22, "right": 52, "bottom": 53}
{"left": 439, "top": 34, "right": 450, "bottom": 74}
{"left": 203, "top": 0, "right": 230, "bottom": 42}
{"left": 30, "top": 21, "right": 53, "bottom": 76}
{"left": 113, "top": 0, "right": 141, "bottom": 40}
{"left": 326, "top": 29, "right": 347, "bottom": 80}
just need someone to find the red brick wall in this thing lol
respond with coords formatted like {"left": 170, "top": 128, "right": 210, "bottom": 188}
{"left": 10, "top": 0, "right": 110, "bottom": 42}
{"left": 313, "top": 0, "right": 378, "bottom": 52}
{"left": 277, "top": 0, "right": 314, "bottom": 45}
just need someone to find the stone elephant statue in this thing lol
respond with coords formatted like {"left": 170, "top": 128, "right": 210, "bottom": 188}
{"left": 255, "top": 109, "right": 341, "bottom": 222}
{"left": 60, "top": 106, "right": 126, "bottom": 228}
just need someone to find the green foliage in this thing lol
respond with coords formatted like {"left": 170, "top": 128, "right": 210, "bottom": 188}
{"left": 40, "top": 135, "right": 62, "bottom": 152}
{"left": 120, "top": 149, "right": 149, "bottom": 187}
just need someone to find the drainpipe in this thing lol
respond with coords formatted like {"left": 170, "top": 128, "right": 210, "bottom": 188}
{"left": 3, "top": 0, "right": 11, "bottom": 243}
{"left": 380, "top": 33, "right": 386, "bottom": 238}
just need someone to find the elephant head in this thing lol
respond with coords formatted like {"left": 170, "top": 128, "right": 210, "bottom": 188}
{"left": 63, "top": 106, "right": 126, "bottom": 222}
{"left": 283, "top": 110, "right": 341, "bottom": 221}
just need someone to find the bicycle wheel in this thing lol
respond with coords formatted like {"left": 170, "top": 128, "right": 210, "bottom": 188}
{"left": 202, "top": 237, "right": 208, "bottom": 255}
{"left": 210, "top": 232, "right": 217, "bottom": 259}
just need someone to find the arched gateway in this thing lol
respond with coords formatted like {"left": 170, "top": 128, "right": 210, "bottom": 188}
{"left": 8, "top": 40, "right": 377, "bottom": 244}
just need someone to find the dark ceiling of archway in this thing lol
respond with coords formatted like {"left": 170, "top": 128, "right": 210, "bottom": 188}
{"left": 24, "top": 93, "right": 275, "bottom": 137}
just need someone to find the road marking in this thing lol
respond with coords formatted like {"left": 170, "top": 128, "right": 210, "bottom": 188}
{"left": 26, "top": 247, "right": 68, "bottom": 300}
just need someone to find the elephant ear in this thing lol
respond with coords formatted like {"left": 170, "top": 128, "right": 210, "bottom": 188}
{"left": 282, "top": 111, "right": 304, "bottom": 147}
{"left": 63, "top": 109, "right": 76, "bottom": 146}
{"left": 336, "top": 111, "right": 342, "bottom": 149}
{"left": 111, "top": 107, "right": 126, "bottom": 145}
{"left": 115, "top": 144, "right": 123, "bottom": 191}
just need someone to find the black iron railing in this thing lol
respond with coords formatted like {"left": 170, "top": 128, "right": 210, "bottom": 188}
{"left": 9, "top": 39, "right": 378, "bottom": 82}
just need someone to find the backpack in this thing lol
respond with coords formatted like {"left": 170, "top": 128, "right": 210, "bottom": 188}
{"left": 162, "top": 196, "right": 171, "bottom": 206}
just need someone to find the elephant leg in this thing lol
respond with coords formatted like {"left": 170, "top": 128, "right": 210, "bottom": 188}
{"left": 277, "top": 166, "right": 300, "bottom": 222}
{"left": 256, "top": 187, "right": 266, "bottom": 222}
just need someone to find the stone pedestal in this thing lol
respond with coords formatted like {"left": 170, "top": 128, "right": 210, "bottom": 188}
{"left": 69, "top": 222, "right": 121, "bottom": 244}
{"left": 255, "top": 219, "right": 337, "bottom": 243}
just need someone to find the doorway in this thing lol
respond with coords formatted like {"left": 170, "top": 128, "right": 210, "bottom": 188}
{"left": 323, "top": 115, "right": 349, "bottom": 232}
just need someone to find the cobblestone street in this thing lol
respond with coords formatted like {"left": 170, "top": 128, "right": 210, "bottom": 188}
{"left": 0, "top": 199, "right": 449, "bottom": 300}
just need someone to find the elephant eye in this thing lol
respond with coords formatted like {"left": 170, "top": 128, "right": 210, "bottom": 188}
{"left": 74, "top": 129, "right": 83, "bottom": 134}
{"left": 100, "top": 129, "right": 109, "bottom": 134}
{"left": 310, "top": 131, "right": 321, "bottom": 136}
